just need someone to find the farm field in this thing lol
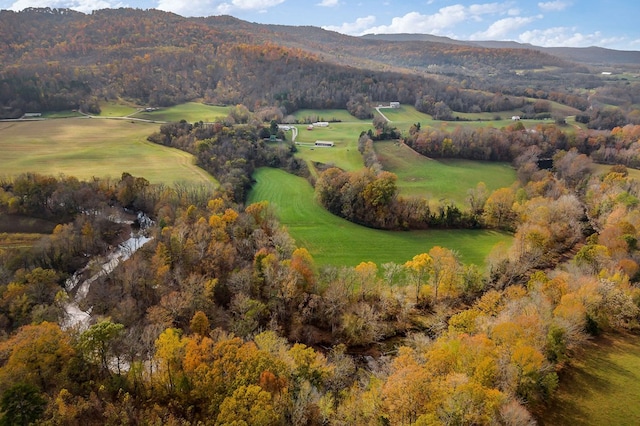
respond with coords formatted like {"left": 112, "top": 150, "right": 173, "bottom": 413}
{"left": 537, "top": 333, "right": 640, "bottom": 426}
{"left": 291, "top": 120, "right": 374, "bottom": 173}
{"left": 376, "top": 105, "right": 438, "bottom": 131}
{"left": 248, "top": 167, "right": 512, "bottom": 267}
{"left": 375, "top": 140, "right": 517, "bottom": 205}
{"left": 98, "top": 101, "right": 140, "bottom": 117}
{"left": 133, "top": 102, "right": 231, "bottom": 122}
{"left": 0, "top": 118, "right": 217, "bottom": 187}
{"left": 377, "top": 104, "right": 579, "bottom": 133}
{"left": 292, "top": 109, "right": 361, "bottom": 123}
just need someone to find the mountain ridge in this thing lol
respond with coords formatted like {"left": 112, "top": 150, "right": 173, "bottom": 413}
{"left": 362, "top": 33, "right": 640, "bottom": 65}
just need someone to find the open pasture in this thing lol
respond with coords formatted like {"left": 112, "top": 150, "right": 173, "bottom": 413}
{"left": 375, "top": 140, "right": 516, "bottom": 206}
{"left": 248, "top": 167, "right": 512, "bottom": 267}
{"left": 292, "top": 109, "right": 361, "bottom": 123}
{"left": 537, "top": 333, "right": 640, "bottom": 426}
{"left": 292, "top": 121, "right": 374, "bottom": 173}
{"left": 377, "top": 105, "right": 437, "bottom": 130}
{"left": 378, "top": 103, "right": 579, "bottom": 132}
{"left": 0, "top": 118, "right": 217, "bottom": 187}
{"left": 98, "top": 101, "right": 140, "bottom": 117}
{"left": 134, "top": 102, "right": 231, "bottom": 122}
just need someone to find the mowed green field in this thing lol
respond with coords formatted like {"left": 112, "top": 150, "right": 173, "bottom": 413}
{"left": 292, "top": 121, "right": 372, "bottom": 172}
{"left": 537, "top": 333, "right": 640, "bottom": 426}
{"left": 134, "top": 102, "right": 231, "bottom": 122}
{"left": 248, "top": 167, "right": 512, "bottom": 267}
{"left": 378, "top": 103, "right": 578, "bottom": 132}
{"left": 375, "top": 140, "right": 517, "bottom": 205}
{"left": 0, "top": 119, "right": 217, "bottom": 187}
{"left": 290, "top": 109, "right": 374, "bottom": 173}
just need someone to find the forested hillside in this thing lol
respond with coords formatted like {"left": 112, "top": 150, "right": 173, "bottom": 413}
{"left": 3, "top": 7, "right": 637, "bottom": 123}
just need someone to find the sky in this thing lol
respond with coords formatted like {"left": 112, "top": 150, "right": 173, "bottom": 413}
{"left": 2, "top": 0, "right": 640, "bottom": 51}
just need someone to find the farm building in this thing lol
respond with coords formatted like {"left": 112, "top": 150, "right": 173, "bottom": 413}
{"left": 511, "top": 116, "right": 521, "bottom": 121}
{"left": 390, "top": 102, "right": 400, "bottom": 108}
{"left": 312, "top": 121, "right": 329, "bottom": 127}
{"left": 23, "top": 112, "right": 42, "bottom": 118}
{"left": 314, "top": 140, "right": 334, "bottom": 147}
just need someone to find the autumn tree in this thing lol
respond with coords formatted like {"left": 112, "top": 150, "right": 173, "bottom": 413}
{"left": 482, "top": 187, "right": 517, "bottom": 230}
{"left": 215, "top": 384, "right": 281, "bottom": 426}
{"left": 404, "top": 253, "right": 433, "bottom": 305}
{"left": 78, "top": 319, "right": 125, "bottom": 376}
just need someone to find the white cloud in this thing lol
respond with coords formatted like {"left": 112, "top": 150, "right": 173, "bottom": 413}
{"left": 537, "top": 1, "right": 571, "bottom": 12}
{"left": 9, "top": 0, "right": 121, "bottom": 13}
{"left": 317, "top": 0, "right": 338, "bottom": 6}
{"left": 468, "top": 3, "right": 502, "bottom": 16}
{"left": 229, "top": 0, "right": 284, "bottom": 9}
{"left": 360, "top": 6, "right": 467, "bottom": 35}
{"left": 518, "top": 26, "right": 624, "bottom": 48}
{"left": 156, "top": 0, "right": 284, "bottom": 16}
{"left": 322, "top": 15, "right": 375, "bottom": 35}
{"left": 335, "top": 2, "right": 517, "bottom": 36}
{"left": 471, "top": 15, "right": 541, "bottom": 40}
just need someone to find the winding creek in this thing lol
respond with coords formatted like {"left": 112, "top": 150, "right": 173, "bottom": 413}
{"left": 61, "top": 213, "right": 153, "bottom": 331}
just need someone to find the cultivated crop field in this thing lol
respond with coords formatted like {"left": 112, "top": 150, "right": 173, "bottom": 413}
{"left": 0, "top": 119, "right": 216, "bottom": 187}
{"left": 375, "top": 140, "right": 517, "bottom": 205}
{"left": 248, "top": 167, "right": 512, "bottom": 267}
{"left": 538, "top": 333, "right": 640, "bottom": 425}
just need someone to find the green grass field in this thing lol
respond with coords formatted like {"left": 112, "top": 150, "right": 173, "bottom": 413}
{"left": 292, "top": 121, "right": 373, "bottom": 173}
{"left": 537, "top": 333, "right": 640, "bottom": 426}
{"left": 375, "top": 140, "right": 517, "bottom": 205}
{"left": 98, "top": 101, "right": 140, "bottom": 117}
{"left": 377, "top": 103, "right": 580, "bottom": 133}
{"left": 0, "top": 119, "right": 217, "bottom": 187}
{"left": 248, "top": 167, "right": 512, "bottom": 267}
{"left": 134, "top": 102, "right": 231, "bottom": 122}
{"left": 292, "top": 109, "right": 361, "bottom": 123}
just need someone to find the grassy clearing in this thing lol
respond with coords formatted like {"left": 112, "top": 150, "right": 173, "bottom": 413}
{"left": 98, "top": 102, "right": 140, "bottom": 117}
{"left": 592, "top": 163, "right": 640, "bottom": 181}
{"left": 0, "top": 119, "right": 217, "bottom": 187}
{"left": 375, "top": 141, "right": 517, "bottom": 205}
{"left": 292, "top": 122, "right": 372, "bottom": 173}
{"left": 292, "top": 109, "right": 361, "bottom": 123}
{"left": 134, "top": 102, "right": 231, "bottom": 122}
{"left": 248, "top": 167, "right": 512, "bottom": 267}
{"left": 537, "top": 333, "right": 640, "bottom": 426}
{"left": 377, "top": 105, "right": 437, "bottom": 130}
{"left": 378, "top": 104, "right": 580, "bottom": 133}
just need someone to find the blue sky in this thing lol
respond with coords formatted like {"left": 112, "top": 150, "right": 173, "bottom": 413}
{"left": 2, "top": 0, "right": 639, "bottom": 51}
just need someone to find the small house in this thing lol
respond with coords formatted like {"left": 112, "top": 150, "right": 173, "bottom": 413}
{"left": 390, "top": 102, "right": 400, "bottom": 108}
{"left": 511, "top": 116, "right": 520, "bottom": 121}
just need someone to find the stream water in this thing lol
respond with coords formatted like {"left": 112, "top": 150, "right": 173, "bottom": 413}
{"left": 61, "top": 212, "right": 153, "bottom": 331}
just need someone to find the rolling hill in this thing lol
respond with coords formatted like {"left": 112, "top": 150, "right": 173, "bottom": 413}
{"left": 0, "top": 7, "right": 636, "bottom": 119}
